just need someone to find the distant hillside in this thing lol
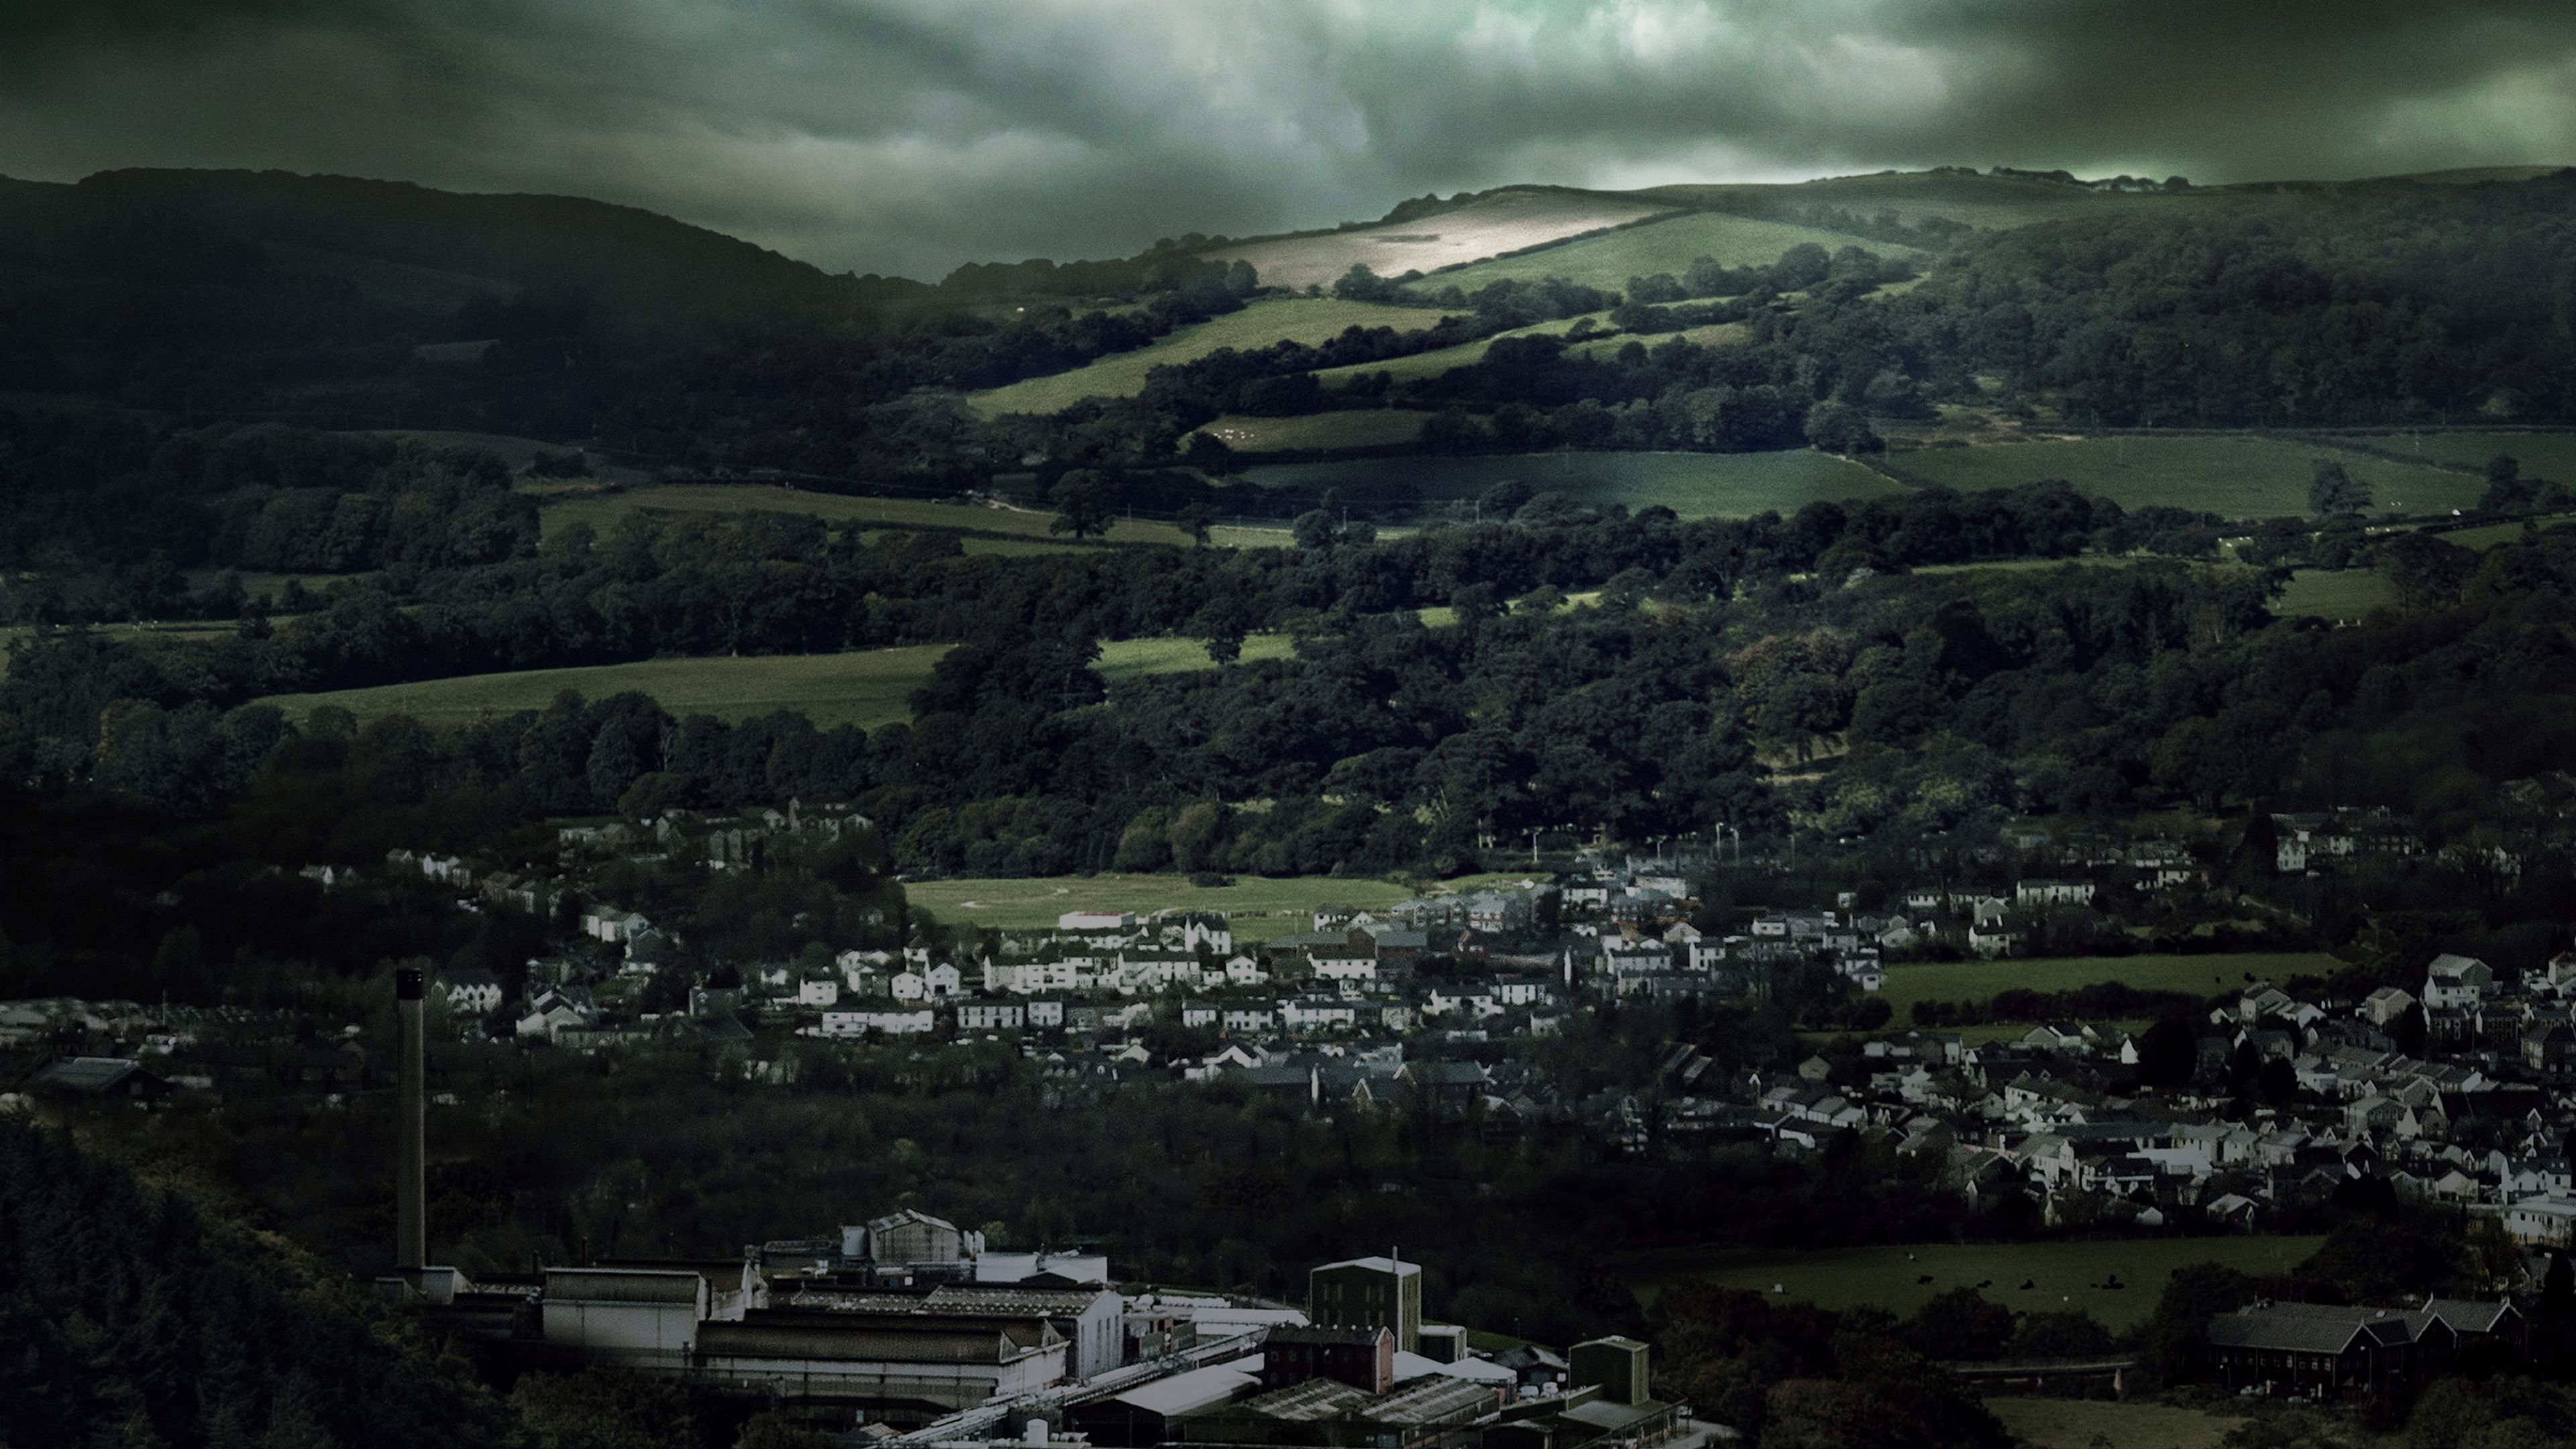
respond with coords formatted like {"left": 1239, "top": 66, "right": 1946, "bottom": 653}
{"left": 0, "top": 168, "right": 920, "bottom": 335}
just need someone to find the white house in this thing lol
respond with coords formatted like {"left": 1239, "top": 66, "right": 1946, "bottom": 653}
{"left": 924, "top": 963, "right": 963, "bottom": 999}
{"left": 890, "top": 971, "right": 927, "bottom": 1002}
{"left": 2425, "top": 954, "right": 2493, "bottom": 1010}
{"left": 956, "top": 1002, "right": 1024, "bottom": 1032}
{"left": 442, "top": 969, "right": 503, "bottom": 1016}
{"left": 1026, "top": 1000, "right": 1065, "bottom": 1028}
{"left": 1281, "top": 998, "right": 1356, "bottom": 1032}
{"left": 2016, "top": 879, "right": 2096, "bottom": 906}
{"left": 1220, "top": 1006, "right": 1275, "bottom": 1034}
{"left": 797, "top": 978, "right": 840, "bottom": 1008}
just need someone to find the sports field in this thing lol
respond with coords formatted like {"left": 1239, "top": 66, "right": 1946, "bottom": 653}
{"left": 1894, "top": 436, "right": 2480, "bottom": 518}
{"left": 1242, "top": 450, "right": 1902, "bottom": 520}
{"left": 898, "top": 871, "right": 1535, "bottom": 931}
{"left": 1193, "top": 411, "right": 1434, "bottom": 452}
{"left": 1988, "top": 1399, "right": 2247, "bottom": 1449}
{"left": 1621, "top": 1235, "right": 2324, "bottom": 1332}
{"left": 2272, "top": 568, "right": 2399, "bottom": 620}
{"left": 1416, "top": 210, "right": 1918, "bottom": 293}
{"left": 968, "top": 297, "right": 1455, "bottom": 416}
{"left": 1203, "top": 189, "right": 1674, "bottom": 292}
{"left": 1873, "top": 951, "right": 2333, "bottom": 1022}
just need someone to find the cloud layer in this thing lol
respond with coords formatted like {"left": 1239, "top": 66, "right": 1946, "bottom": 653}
{"left": 3, "top": 1, "right": 2573, "bottom": 278}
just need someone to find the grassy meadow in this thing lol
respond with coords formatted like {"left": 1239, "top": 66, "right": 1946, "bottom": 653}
{"left": 1416, "top": 210, "right": 1919, "bottom": 293}
{"left": 1202, "top": 189, "right": 1673, "bottom": 292}
{"left": 2272, "top": 568, "right": 2400, "bottom": 620}
{"left": 1193, "top": 411, "right": 1434, "bottom": 452}
{"left": 1637, "top": 172, "right": 2211, "bottom": 232}
{"left": 255, "top": 646, "right": 956, "bottom": 730}
{"left": 1311, "top": 312, "right": 1615, "bottom": 388}
{"left": 1894, "top": 436, "right": 2480, "bottom": 518}
{"left": 899, "top": 871, "right": 1537, "bottom": 932}
{"left": 1987, "top": 1399, "right": 2247, "bottom": 1449}
{"left": 967, "top": 297, "right": 1454, "bottom": 416}
{"left": 1621, "top": 1235, "right": 2324, "bottom": 1332}
{"left": 2431, "top": 513, "right": 2576, "bottom": 550}
{"left": 1242, "top": 449, "right": 1902, "bottom": 519}
{"left": 250, "top": 628, "right": 1312, "bottom": 730}
{"left": 1872, "top": 951, "right": 2335, "bottom": 1022}
{"left": 2324, "top": 429, "right": 2576, "bottom": 482}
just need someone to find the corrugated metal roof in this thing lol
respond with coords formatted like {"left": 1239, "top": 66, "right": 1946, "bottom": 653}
{"left": 1244, "top": 1379, "right": 1372, "bottom": 1421}
{"left": 544, "top": 1269, "right": 703, "bottom": 1305}
{"left": 1364, "top": 1377, "right": 1500, "bottom": 1424}
{"left": 1112, "top": 1364, "right": 1260, "bottom": 1415}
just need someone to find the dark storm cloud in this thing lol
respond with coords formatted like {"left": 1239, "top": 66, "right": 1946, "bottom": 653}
{"left": 1, "top": 1, "right": 2571, "bottom": 279}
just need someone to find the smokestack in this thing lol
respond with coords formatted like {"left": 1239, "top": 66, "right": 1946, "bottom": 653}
{"left": 396, "top": 967, "right": 426, "bottom": 1273}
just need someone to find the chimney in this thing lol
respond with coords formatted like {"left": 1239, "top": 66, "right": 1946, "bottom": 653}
{"left": 396, "top": 967, "right": 427, "bottom": 1273}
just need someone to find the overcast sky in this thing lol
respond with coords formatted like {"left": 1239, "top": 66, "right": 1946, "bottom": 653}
{"left": 4, "top": 1, "right": 2574, "bottom": 280}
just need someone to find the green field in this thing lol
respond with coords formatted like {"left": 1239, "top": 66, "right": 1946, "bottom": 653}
{"left": 1094, "top": 633, "right": 1298, "bottom": 679}
{"left": 256, "top": 646, "right": 954, "bottom": 729}
{"left": 1243, "top": 450, "right": 1902, "bottom": 520}
{"left": 1639, "top": 172, "right": 2210, "bottom": 232}
{"left": 251, "top": 628, "right": 1320, "bottom": 729}
{"left": 2326, "top": 429, "right": 2576, "bottom": 482}
{"left": 967, "top": 298, "right": 1456, "bottom": 417}
{"left": 2431, "top": 513, "right": 2576, "bottom": 550}
{"left": 2273, "top": 568, "right": 2399, "bottom": 620}
{"left": 1310, "top": 315, "right": 1605, "bottom": 388}
{"left": 1203, "top": 189, "right": 1673, "bottom": 292}
{"left": 1988, "top": 1399, "right": 2247, "bottom": 1449}
{"left": 1894, "top": 436, "right": 2480, "bottom": 519}
{"left": 899, "top": 871, "right": 1535, "bottom": 931}
{"left": 1194, "top": 411, "right": 1434, "bottom": 452}
{"left": 1874, "top": 952, "right": 2335, "bottom": 1022}
{"left": 1415, "top": 210, "right": 1920, "bottom": 294}
{"left": 1623, "top": 1236, "right": 2324, "bottom": 1332}
{"left": 533, "top": 484, "right": 1247, "bottom": 550}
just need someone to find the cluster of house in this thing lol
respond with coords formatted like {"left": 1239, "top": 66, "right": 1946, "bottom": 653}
{"left": 1628, "top": 949, "right": 2576, "bottom": 1258}
{"left": 389, "top": 1216, "right": 1683, "bottom": 1446}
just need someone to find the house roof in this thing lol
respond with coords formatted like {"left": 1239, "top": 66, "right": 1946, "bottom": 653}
{"left": 1269, "top": 1324, "right": 1389, "bottom": 1346}
{"left": 24, "top": 1057, "right": 144, "bottom": 1093}
{"left": 1245, "top": 1379, "right": 1374, "bottom": 1421}
{"left": 544, "top": 1268, "right": 704, "bottom": 1305}
{"left": 2207, "top": 1311, "right": 2363, "bottom": 1354}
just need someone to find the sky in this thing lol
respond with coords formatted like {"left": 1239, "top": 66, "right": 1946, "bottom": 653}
{"left": 3, "top": 1, "right": 2574, "bottom": 280}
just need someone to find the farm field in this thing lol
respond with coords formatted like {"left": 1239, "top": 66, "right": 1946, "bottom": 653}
{"left": 252, "top": 628, "right": 1318, "bottom": 729}
{"left": 1892, "top": 435, "right": 2480, "bottom": 518}
{"left": 1202, "top": 188, "right": 1674, "bottom": 292}
{"left": 1566, "top": 320, "right": 1748, "bottom": 357}
{"left": 534, "top": 484, "right": 1224, "bottom": 549}
{"left": 2432, "top": 513, "right": 2576, "bottom": 550}
{"left": 1242, "top": 450, "right": 1902, "bottom": 519}
{"left": 2273, "top": 568, "right": 2400, "bottom": 620}
{"left": 898, "top": 871, "right": 1534, "bottom": 932}
{"left": 2324, "top": 429, "right": 2576, "bottom": 482}
{"left": 1872, "top": 951, "right": 2336, "bottom": 1022}
{"left": 1415, "top": 209, "right": 1918, "bottom": 293}
{"left": 256, "top": 646, "right": 955, "bottom": 730}
{"left": 967, "top": 297, "right": 1455, "bottom": 417}
{"left": 1194, "top": 411, "right": 1434, "bottom": 453}
{"left": 1621, "top": 1235, "right": 2325, "bottom": 1332}
{"left": 1095, "top": 633, "right": 1298, "bottom": 679}
{"left": 1311, "top": 313, "right": 1614, "bottom": 388}
{"left": 1987, "top": 1399, "right": 2247, "bottom": 1449}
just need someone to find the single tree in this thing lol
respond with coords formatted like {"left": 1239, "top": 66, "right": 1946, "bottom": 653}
{"left": 1049, "top": 470, "right": 1114, "bottom": 539}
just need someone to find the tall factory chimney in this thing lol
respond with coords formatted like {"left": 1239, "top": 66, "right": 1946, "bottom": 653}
{"left": 395, "top": 966, "right": 427, "bottom": 1274}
